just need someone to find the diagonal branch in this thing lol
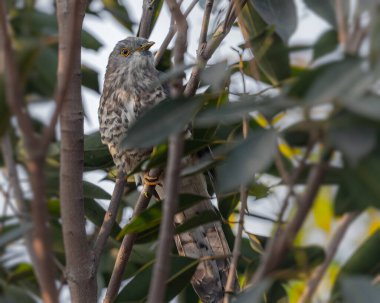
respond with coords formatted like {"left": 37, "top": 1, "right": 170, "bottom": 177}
{"left": 184, "top": 0, "right": 248, "bottom": 97}
{"left": 104, "top": 168, "right": 162, "bottom": 303}
{"left": 299, "top": 212, "right": 360, "bottom": 303}
{"left": 93, "top": 171, "right": 125, "bottom": 269}
{"left": 251, "top": 150, "right": 333, "bottom": 285}
{"left": 154, "top": 0, "right": 198, "bottom": 66}
{"left": 138, "top": 0, "right": 161, "bottom": 39}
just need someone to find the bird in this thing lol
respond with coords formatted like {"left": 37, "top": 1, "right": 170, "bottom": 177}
{"left": 98, "top": 37, "right": 238, "bottom": 302}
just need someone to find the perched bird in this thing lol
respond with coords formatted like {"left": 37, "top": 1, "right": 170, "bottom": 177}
{"left": 98, "top": 37, "right": 238, "bottom": 302}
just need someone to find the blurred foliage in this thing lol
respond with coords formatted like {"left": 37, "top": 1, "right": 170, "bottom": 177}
{"left": 1, "top": 0, "right": 380, "bottom": 302}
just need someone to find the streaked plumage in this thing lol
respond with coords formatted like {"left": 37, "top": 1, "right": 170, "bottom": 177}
{"left": 98, "top": 37, "right": 238, "bottom": 302}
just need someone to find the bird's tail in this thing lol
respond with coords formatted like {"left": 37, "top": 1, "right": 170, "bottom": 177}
{"left": 155, "top": 159, "right": 239, "bottom": 302}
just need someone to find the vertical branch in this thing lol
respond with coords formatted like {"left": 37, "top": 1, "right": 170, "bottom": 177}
{"left": 138, "top": 0, "right": 160, "bottom": 39}
{"left": 299, "top": 212, "right": 359, "bottom": 303}
{"left": 147, "top": 1, "right": 187, "bottom": 302}
{"left": 56, "top": 0, "right": 97, "bottom": 301}
{"left": 335, "top": 0, "right": 347, "bottom": 48}
{"left": 0, "top": 3, "right": 58, "bottom": 302}
{"left": 147, "top": 134, "right": 185, "bottom": 303}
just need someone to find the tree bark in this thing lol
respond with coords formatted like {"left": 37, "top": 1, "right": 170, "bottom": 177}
{"left": 57, "top": 1, "right": 97, "bottom": 301}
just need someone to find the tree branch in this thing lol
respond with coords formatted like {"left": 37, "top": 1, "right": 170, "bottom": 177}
{"left": 93, "top": 171, "right": 125, "bottom": 269}
{"left": 184, "top": 0, "right": 248, "bottom": 97}
{"left": 251, "top": 150, "right": 333, "bottom": 285}
{"left": 154, "top": 0, "right": 198, "bottom": 66}
{"left": 56, "top": 1, "right": 97, "bottom": 301}
{"left": 41, "top": 0, "right": 83, "bottom": 154}
{"left": 138, "top": 0, "right": 160, "bottom": 39}
{"left": 104, "top": 168, "right": 162, "bottom": 303}
{"left": 147, "top": 134, "right": 185, "bottom": 303}
{"left": 299, "top": 212, "right": 360, "bottom": 303}
{"left": 0, "top": 1, "right": 38, "bottom": 152}
{"left": 147, "top": 1, "right": 187, "bottom": 302}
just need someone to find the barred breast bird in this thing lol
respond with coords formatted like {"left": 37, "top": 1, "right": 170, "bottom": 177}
{"left": 98, "top": 37, "right": 238, "bottom": 302}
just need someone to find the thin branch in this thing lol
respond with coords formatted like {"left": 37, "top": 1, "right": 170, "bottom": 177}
{"left": 147, "top": 1, "right": 187, "bottom": 302}
{"left": 0, "top": 1, "right": 38, "bottom": 152}
{"left": 184, "top": 0, "right": 248, "bottom": 97}
{"left": 40, "top": 0, "right": 83, "bottom": 154}
{"left": 198, "top": 0, "right": 214, "bottom": 50}
{"left": 93, "top": 171, "right": 125, "bottom": 269}
{"left": 104, "top": 168, "right": 162, "bottom": 303}
{"left": 147, "top": 133, "right": 185, "bottom": 303}
{"left": 251, "top": 149, "right": 333, "bottom": 285}
{"left": 224, "top": 66, "right": 249, "bottom": 301}
{"left": 335, "top": 0, "right": 347, "bottom": 49}
{"left": 154, "top": 0, "right": 198, "bottom": 66}
{"left": 299, "top": 212, "right": 360, "bottom": 303}
{"left": 138, "top": 0, "right": 159, "bottom": 39}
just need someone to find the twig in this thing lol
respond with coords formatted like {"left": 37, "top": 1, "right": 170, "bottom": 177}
{"left": 335, "top": 0, "right": 347, "bottom": 49}
{"left": 184, "top": 0, "right": 248, "bottom": 97}
{"left": 251, "top": 149, "right": 333, "bottom": 285}
{"left": 93, "top": 171, "right": 125, "bottom": 269}
{"left": 154, "top": 0, "right": 198, "bottom": 66}
{"left": 299, "top": 212, "right": 360, "bottom": 303}
{"left": 104, "top": 168, "right": 162, "bottom": 303}
{"left": 224, "top": 64, "right": 249, "bottom": 301}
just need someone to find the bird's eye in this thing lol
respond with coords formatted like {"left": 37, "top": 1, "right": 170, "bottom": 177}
{"left": 120, "top": 48, "right": 131, "bottom": 57}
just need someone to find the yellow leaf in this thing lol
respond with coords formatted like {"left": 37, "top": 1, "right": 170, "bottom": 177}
{"left": 272, "top": 111, "right": 286, "bottom": 125}
{"left": 312, "top": 187, "right": 333, "bottom": 233}
{"left": 285, "top": 280, "right": 305, "bottom": 303}
{"left": 245, "top": 231, "right": 264, "bottom": 254}
{"left": 253, "top": 112, "right": 270, "bottom": 128}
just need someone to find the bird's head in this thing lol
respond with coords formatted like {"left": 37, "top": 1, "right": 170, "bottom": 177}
{"left": 108, "top": 37, "right": 155, "bottom": 70}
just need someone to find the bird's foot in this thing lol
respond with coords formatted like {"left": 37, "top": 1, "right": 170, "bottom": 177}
{"left": 143, "top": 173, "right": 161, "bottom": 187}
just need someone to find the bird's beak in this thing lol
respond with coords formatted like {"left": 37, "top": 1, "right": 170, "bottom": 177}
{"left": 139, "top": 41, "right": 155, "bottom": 51}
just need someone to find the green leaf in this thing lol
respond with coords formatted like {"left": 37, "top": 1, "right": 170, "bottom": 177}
{"left": 313, "top": 29, "right": 338, "bottom": 60}
{"left": 84, "top": 132, "right": 114, "bottom": 170}
{"left": 115, "top": 256, "right": 199, "bottom": 302}
{"left": 195, "top": 96, "right": 295, "bottom": 127}
{"left": 102, "top": 0, "right": 134, "bottom": 31}
{"left": 84, "top": 198, "right": 122, "bottom": 239}
{"left": 342, "top": 94, "right": 380, "bottom": 121}
{"left": 117, "top": 194, "right": 205, "bottom": 239}
{"left": 82, "top": 30, "right": 103, "bottom": 51}
{"left": 250, "top": 0, "right": 297, "bottom": 42}
{"left": 216, "top": 130, "right": 277, "bottom": 193}
{"left": 82, "top": 65, "right": 100, "bottom": 93}
{"left": 335, "top": 157, "right": 380, "bottom": 214}
{"left": 232, "top": 280, "right": 271, "bottom": 302}
{"left": 341, "top": 276, "right": 380, "bottom": 303}
{"left": 0, "top": 74, "right": 10, "bottom": 137}
{"left": 304, "top": 58, "right": 364, "bottom": 104}
{"left": 240, "top": 2, "right": 290, "bottom": 84}
{"left": 370, "top": 6, "right": 380, "bottom": 64}
{"left": 0, "top": 224, "right": 32, "bottom": 247}
{"left": 304, "top": 0, "right": 336, "bottom": 26}
{"left": 120, "top": 97, "right": 203, "bottom": 149}
{"left": 83, "top": 181, "right": 111, "bottom": 200}
{"left": 218, "top": 193, "right": 240, "bottom": 220}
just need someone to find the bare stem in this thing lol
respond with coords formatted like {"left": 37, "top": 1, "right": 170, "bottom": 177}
{"left": 138, "top": 0, "right": 159, "bottom": 39}
{"left": 299, "top": 212, "right": 359, "bottom": 303}
{"left": 335, "top": 0, "right": 347, "bottom": 49}
{"left": 93, "top": 171, "right": 125, "bottom": 269}
{"left": 147, "top": 133, "right": 185, "bottom": 303}
{"left": 154, "top": 0, "right": 198, "bottom": 66}
{"left": 251, "top": 150, "right": 332, "bottom": 285}
{"left": 104, "top": 168, "right": 162, "bottom": 303}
